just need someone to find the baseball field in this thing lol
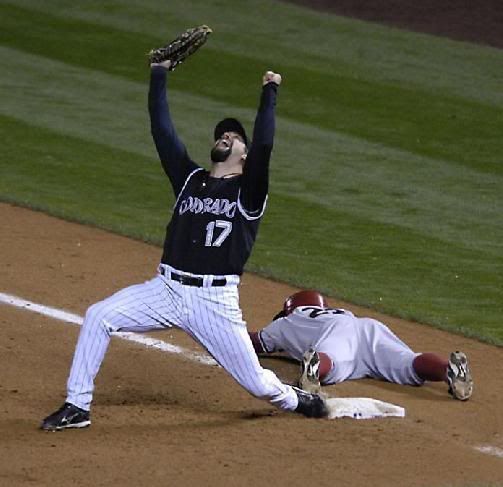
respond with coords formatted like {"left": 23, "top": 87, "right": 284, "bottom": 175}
{"left": 1, "top": 1, "right": 502, "bottom": 486}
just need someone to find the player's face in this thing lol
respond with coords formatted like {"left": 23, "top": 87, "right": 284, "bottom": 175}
{"left": 211, "top": 132, "right": 247, "bottom": 163}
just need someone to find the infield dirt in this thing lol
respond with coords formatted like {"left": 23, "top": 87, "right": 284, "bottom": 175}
{"left": 282, "top": 0, "right": 503, "bottom": 49}
{"left": 1, "top": 202, "right": 502, "bottom": 486}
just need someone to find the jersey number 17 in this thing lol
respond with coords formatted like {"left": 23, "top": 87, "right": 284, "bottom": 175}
{"left": 205, "top": 220, "right": 233, "bottom": 247}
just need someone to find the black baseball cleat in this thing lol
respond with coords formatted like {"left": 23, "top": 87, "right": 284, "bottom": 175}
{"left": 293, "top": 386, "right": 328, "bottom": 418}
{"left": 41, "top": 402, "right": 91, "bottom": 431}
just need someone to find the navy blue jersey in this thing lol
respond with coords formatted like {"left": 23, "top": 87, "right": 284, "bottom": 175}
{"left": 148, "top": 67, "right": 278, "bottom": 275}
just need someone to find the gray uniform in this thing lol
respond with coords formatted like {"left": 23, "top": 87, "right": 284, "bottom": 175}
{"left": 259, "top": 306, "right": 423, "bottom": 386}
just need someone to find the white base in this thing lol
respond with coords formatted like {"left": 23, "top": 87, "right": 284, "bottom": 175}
{"left": 326, "top": 397, "right": 405, "bottom": 419}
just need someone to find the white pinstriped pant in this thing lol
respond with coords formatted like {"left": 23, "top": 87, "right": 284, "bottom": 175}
{"left": 66, "top": 264, "right": 298, "bottom": 412}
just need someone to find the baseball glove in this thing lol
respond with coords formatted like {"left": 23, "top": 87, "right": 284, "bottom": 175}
{"left": 148, "top": 25, "right": 213, "bottom": 70}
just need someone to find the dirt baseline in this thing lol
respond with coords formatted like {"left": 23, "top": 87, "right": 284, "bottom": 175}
{"left": 282, "top": 0, "right": 503, "bottom": 49}
{"left": 1, "top": 203, "right": 502, "bottom": 486}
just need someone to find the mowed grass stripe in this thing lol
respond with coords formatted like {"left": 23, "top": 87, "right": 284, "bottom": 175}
{"left": 2, "top": 47, "right": 501, "bottom": 256}
{"left": 1, "top": 3, "right": 502, "bottom": 173}
{"left": 0, "top": 115, "right": 170, "bottom": 241}
{"left": 1, "top": 116, "right": 501, "bottom": 343}
{"left": 5, "top": 0, "right": 503, "bottom": 108}
{"left": 257, "top": 194, "right": 503, "bottom": 344}
{"left": 0, "top": 45, "right": 259, "bottom": 163}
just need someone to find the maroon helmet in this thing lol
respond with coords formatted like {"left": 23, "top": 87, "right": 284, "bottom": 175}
{"left": 283, "top": 290, "right": 327, "bottom": 316}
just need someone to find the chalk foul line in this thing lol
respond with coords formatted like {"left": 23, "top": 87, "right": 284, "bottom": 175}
{"left": 0, "top": 291, "right": 217, "bottom": 366}
{"left": 474, "top": 445, "right": 503, "bottom": 458}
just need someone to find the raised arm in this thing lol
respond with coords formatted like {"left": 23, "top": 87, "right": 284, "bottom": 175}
{"left": 239, "top": 71, "right": 282, "bottom": 214}
{"left": 148, "top": 64, "right": 199, "bottom": 195}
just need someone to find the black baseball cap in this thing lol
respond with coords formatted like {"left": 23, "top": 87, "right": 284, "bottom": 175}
{"left": 214, "top": 118, "right": 248, "bottom": 147}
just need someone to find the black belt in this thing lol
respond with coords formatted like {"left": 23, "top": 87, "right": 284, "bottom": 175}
{"left": 160, "top": 267, "right": 226, "bottom": 287}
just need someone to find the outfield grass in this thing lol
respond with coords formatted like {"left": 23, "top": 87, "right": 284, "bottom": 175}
{"left": 1, "top": 0, "right": 502, "bottom": 344}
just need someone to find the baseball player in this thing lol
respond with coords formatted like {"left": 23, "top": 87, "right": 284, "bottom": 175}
{"left": 250, "top": 290, "right": 474, "bottom": 401}
{"left": 41, "top": 61, "right": 328, "bottom": 431}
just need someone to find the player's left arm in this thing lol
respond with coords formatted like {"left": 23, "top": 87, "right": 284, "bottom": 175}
{"left": 249, "top": 313, "right": 286, "bottom": 354}
{"left": 249, "top": 331, "right": 268, "bottom": 354}
{"left": 239, "top": 71, "right": 282, "bottom": 214}
{"left": 249, "top": 330, "right": 285, "bottom": 354}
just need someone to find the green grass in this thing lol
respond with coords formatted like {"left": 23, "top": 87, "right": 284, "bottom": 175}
{"left": 1, "top": 3, "right": 501, "bottom": 173}
{"left": 1, "top": 0, "right": 502, "bottom": 344}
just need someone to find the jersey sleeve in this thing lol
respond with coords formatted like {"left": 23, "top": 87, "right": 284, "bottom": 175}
{"left": 148, "top": 66, "right": 200, "bottom": 196}
{"left": 258, "top": 317, "right": 286, "bottom": 353}
{"left": 238, "top": 82, "right": 278, "bottom": 216}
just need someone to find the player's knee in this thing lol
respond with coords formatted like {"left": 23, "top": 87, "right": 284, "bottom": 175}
{"left": 83, "top": 301, "right": 116, "bottom": 334}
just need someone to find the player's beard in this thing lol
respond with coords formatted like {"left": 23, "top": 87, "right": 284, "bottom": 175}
{"left": 210, "top": 141, "right": 232, "bottom": 163}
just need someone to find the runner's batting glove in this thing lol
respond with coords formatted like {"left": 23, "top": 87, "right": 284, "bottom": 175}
{"left": 148, "top": 25, "right": 213, "bottom": 70}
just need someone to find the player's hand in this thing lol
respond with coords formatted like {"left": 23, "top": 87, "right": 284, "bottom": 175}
{"left": 263, "top": 70, "right": 282, "bottom": 86}
{"left": 151, "top": 60, "right": 172, "bottom": 70}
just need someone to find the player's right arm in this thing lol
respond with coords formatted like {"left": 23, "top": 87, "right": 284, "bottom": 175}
{"left": 148, "top": 65, "right": 199, "bottom": 195}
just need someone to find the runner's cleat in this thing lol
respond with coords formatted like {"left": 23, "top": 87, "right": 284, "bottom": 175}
{"left": 298, "top": 347, "right": 322, "bottom": 394}
{"left": 447, "top": 351, "right": 473, "bottom": 401}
